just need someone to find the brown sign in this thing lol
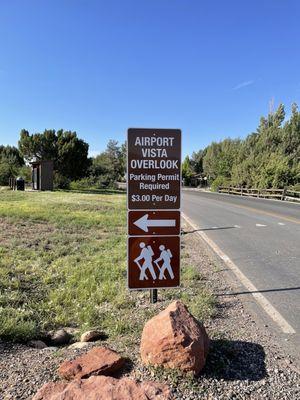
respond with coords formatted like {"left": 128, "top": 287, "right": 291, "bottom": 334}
{"left": 127, "top": 128, "right": 181, "bottom": 210}
{"left": 128, "top": 210, "right": 180, "bottom": 236}
{"left": 128, "top": 236, "right": 180, "bottom": 289}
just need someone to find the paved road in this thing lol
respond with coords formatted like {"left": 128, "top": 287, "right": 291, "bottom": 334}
{"left": 182, "top": 190, "right": 300, "bottom": 342}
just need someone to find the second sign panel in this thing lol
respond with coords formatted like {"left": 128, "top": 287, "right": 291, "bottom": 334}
{"left": 128, "top": 210, "right": 180, "bottom": 236}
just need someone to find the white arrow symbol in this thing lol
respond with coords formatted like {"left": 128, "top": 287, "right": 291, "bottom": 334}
{"left": 134, "top": 214, "right": 176, "bottom": 232}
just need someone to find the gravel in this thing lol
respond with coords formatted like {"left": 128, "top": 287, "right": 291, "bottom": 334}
{"left": 0, "top": 224, "right": 299, "bottom": 399}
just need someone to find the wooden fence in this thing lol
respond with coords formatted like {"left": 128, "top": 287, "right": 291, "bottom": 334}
{"left": 8, "top": 177, "right": 17, "bottom": 190}
{"left": 218, "top": 186, "right": 300, "bottom": 202}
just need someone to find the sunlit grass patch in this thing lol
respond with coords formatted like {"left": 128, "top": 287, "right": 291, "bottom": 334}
{"left": 0, "top": 190, "right": 216, "bottom": 343}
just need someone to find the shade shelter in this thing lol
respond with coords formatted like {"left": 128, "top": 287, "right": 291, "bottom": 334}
{"left": 30, "top": 160, "right": 54, "bottom": 191}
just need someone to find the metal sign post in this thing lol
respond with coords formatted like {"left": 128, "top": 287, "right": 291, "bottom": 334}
{"left": 150, "top": 289, "right": 158, "bottom": 304}
{"left": 127, "top": 128, "right": 181, "bottom": 299}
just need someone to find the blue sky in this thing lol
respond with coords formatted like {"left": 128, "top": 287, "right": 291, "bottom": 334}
{"left": 0, "top": 0, "right": 299, "bottom": 157}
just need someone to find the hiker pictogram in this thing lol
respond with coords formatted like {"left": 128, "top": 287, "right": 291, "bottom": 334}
{"left": 154, "top": 245, "right": 174, "bottom": 280}
{"left": 134, "top": 242, "right": 157, "bottom": 281}
{"left": 134, "top": 242, "right": 174, "bottom": 281}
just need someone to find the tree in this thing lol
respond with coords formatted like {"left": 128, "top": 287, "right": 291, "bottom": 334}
{"left": 88, "top": 140, "right": 126, "bottom": 187}
{"left": 105, "top": 140, "right": 126, "bottom": 181}
{"left": 203, "top": 139, "right": 240, "bottom": 183}
{"left": 0, "top": 158, "right": 19, "bottom": 185}
{"left": 56, "top": 130, "right": 90, "bottom": 181}
{"left": 182, "top": 155, "right": 193, "bottom": 185}
{"left": 0, "top": 145, "right": 24, "bottom": 166}
{"left": 191, "top": 103, "right": 300, "bottom": 189}
{"left": 190, "top": 150, "right": 205, "bottom": 174}
{"left": 19, "top": 129, "right": 58, "bottom": 161}
{"left": 0, "top": 146, "right": 25, "bottom": 185}
{"left": 18, "top": 129, "right": 90, "bottom": 182}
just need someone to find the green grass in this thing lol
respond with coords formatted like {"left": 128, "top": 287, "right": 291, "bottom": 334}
{"left": 0, "top": 190, "right": 216, "bottom": 343}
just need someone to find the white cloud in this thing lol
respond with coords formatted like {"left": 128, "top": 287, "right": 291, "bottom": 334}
{"left": 233, "top": 80, "right": 255, "bottom": 90}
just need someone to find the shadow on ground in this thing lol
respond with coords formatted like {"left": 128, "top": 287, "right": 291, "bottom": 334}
{"left": 202, "top": 339, "right": 267, "bottom": 381}
{"left": 182, "top": 226, "right": 237, "bottom": 235}
{"left": 61, "top": 189, "right": 126, "bottom": 195}
{"left": 113, "top": 358, "right": 135, "bottom": 378}
{"left": 217, "top": 286, "right": 300, "bottom": 297}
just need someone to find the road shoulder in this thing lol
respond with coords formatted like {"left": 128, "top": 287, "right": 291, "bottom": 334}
{"left": 181, "top": 218, "right": 300, "bottom": 399}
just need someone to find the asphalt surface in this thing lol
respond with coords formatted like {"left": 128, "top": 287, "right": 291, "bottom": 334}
{"left": 182, "top": 190, "right": 300, "bottom": 349}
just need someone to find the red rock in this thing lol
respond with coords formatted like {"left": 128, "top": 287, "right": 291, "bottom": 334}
{"left": 32, "top": 381, "right": 67, "bottom": 400}
{"left": 58, "top": 347, "right": 125, "bottom": 380}
{"left": 140, "top": 300, "right": 209, "bottom": 375}
{"left": 32, "top": 376, "right": 171, "bottom": 400}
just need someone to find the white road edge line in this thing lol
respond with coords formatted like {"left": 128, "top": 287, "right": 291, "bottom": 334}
{"left": 182, "top": 212, "right": 296, "bottom": 335}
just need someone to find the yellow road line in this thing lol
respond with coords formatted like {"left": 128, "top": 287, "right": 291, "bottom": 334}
{"left": 223, "top": 202, "right": 300, "bottom": 225}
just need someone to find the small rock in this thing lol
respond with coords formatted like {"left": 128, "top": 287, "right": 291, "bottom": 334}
{"left": 33, "top": 376, "right": 171, "bottom": 400}
{"left": 140, "top": 300, "right": 209, "bottom": 375}
{"left": 47, "top": 329, "right": 71, "bottom": 346}
{"left": 63, "top": 327, "right": 80, "bottom": 336}
{"left": 27, "top": 340, "right": 47, "bottom": 349}
{"left": 58, "top": 346, "right": 125, "bottom": 380}
{"left": 80, "top": 329, "right": 103, "bottom": 342}
{"left": 40, "top": 347, "right": 58, "bottom": 352}
{"left": 68, "top": 342, "right": 89, "bottom": 350}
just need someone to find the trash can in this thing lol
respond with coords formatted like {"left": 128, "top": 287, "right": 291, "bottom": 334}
{"left": 16, "top": 177, "right": 25, "bottom": 191}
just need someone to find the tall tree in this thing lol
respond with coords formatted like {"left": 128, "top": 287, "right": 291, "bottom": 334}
{"left": 182, "top": 155, "right": 193, "bottom": 185}
{"left": 89, "top": 140, "right": 126, "bottom": 186}
{"left": 18, "top": 129, "right": 90, "bottom": 181}
{"left": 0, "top": 145, "right": 24, "bottom": 185}
{"left": 56, "top": 130, "right": 90, "bottom": 180}
{"left": 193, "top": 103, "right": 300, "bottom": 189}
{"left": 190, "top": 149, "right": 205, "bottom": 174}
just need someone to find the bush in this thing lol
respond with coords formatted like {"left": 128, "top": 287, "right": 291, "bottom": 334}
{"left": 210, "top": 176, "right": 231, "bottom": 192}
{"left": 69, "top": 177, "right": 96, "bottom": 191}
{"left": 18, "top": 165, "right": 32, "bottom": 183}
{"left": 53, "top": 172, "right": 70, "bottom": 189}
{"left": 0, "top": 161, "right": 19, "bottom": 186}
{"left": 69, "top": 176, "right": 115, "bottom": 191}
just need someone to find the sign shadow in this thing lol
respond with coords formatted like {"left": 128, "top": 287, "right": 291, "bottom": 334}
{"left": 201, "top": 339, "right": 267, "bottom": 381}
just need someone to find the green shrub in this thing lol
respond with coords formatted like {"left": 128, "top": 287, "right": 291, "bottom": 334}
{"left": 54, "top": 172, "right": 70, "bottom": 189}
{"left": 69, "top": 177, "right": 96, "bottom": 190}
{"left": 210, "top": 176, "right": 231, "bottom": 192}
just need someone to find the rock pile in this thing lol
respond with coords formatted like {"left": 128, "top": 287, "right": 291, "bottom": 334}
{"left": 33, "top": 300, "right": 209, "bottom": 399}
{"left": 33, "top": 346, "right": 171, "bottom": 400}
